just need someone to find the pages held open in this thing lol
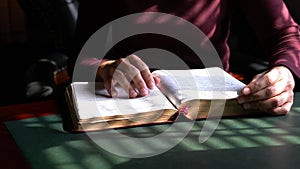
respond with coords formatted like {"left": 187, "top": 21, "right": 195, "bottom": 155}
{"left": 65, "top": 67, "right": 261, "bottom": 132}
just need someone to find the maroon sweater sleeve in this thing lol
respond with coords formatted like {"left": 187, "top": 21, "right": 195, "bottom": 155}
{"left": 239, "top": 0, "right": 300, "bottom": 80}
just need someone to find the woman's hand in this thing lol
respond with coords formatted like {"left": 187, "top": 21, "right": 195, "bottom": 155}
{"left": 97, "top": 54, "right": 160, "bottom": 98}
{"left": 237, "top": 66, "right": 295, "bottom": 115}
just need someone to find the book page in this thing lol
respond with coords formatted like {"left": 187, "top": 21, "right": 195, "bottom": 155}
{"left": 153, "top": 67, "right": 246, "bottom": 107}
{"left": 71, "top": 82, "right": 176, "bottom": 120}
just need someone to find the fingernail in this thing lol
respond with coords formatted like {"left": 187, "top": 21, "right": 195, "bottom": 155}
{"left": 130, "top": 90, "right": 137, "bottom": 98}
{"left": 141, "top": 88, "right": 148, "bottom": 95}
{"left": 243, "top": 87, "right": 251, "bottom": 95}
{"left": 149, "top": 81, "right": 155, "bottom": 88}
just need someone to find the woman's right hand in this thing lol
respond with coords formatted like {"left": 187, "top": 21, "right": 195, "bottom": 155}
{"left": 97, "top": 54, "right": 160, "bottom": 98}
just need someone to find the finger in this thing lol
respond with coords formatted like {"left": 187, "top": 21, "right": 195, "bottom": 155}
{"left": 127, "top": 54, "right": 156, "bottom": 89}
{"left": 153, "top": 74, "right": 160, "bottom": 84}
{"left": 115, "top": 58, "right": 148, "bottom": 96}
{"left": 238, "top": 77, "right": 290, "bottom": 103}
{"left": 99, "top": 58, "right": 143, "bottom": 98}
{"left": 141, "top": 69, "right": 155, "bottom": 89}
{"left": 267, "top": 100, "right": 294, "bottom": 115}
{"left": 243, "top": 69, "right": 281, "bottom": 95}
{"left": 112, "top": 69, "right": 138, "bottom": 98}
{"left": 242, "top": 90, "right": 293, "bottom": 112}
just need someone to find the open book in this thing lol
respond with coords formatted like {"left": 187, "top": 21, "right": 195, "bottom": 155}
{"left": 65, "top": 67, "right": 260, "bottom": 132}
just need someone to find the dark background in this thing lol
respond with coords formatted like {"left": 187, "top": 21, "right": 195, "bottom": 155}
{"left": 0, "top": 0, "right": 78, "bottom": 106}
{"left": 0, "top": 0, "right": 299, "bottom": 106}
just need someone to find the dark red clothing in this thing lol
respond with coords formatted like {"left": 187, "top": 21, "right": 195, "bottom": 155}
{"left": 70, "top": 0, "right": 300, "bottom": 81}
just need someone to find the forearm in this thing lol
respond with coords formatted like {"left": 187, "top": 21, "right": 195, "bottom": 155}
{"left": 239, "top": 0, "right": 300, "bottom": 85}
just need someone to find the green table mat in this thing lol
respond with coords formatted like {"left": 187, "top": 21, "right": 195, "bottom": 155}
{"left": 5, "top": 93, "right": 300, "bottom": 169}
